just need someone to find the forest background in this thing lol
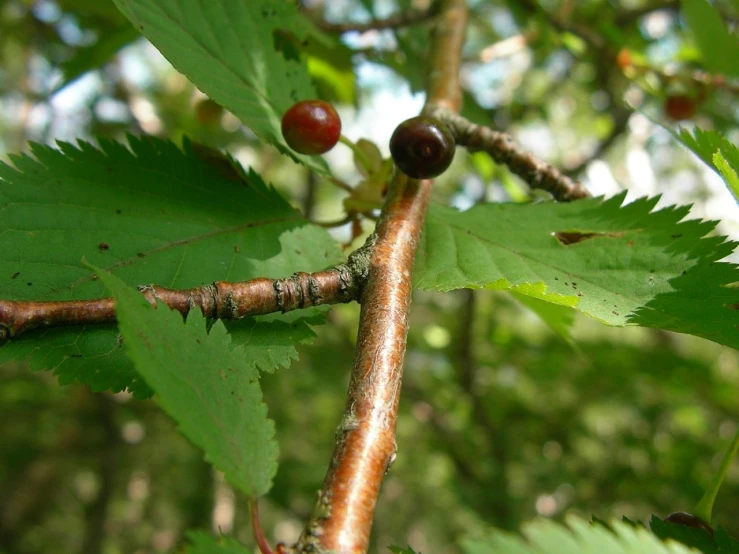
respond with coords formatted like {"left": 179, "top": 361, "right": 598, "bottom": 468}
{"left": 1, "top": 1, "right": 738, "bottom": 554}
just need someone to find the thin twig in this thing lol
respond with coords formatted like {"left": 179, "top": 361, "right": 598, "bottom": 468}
{"left": 429, "top": 107, "right": 590, "bottom": 201}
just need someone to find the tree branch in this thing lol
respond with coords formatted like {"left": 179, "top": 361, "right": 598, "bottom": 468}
{"left": 294, "top": 2, "right": 468, "bottom": 553}
{"left": 429, "top": 108, "right": 591, "bottom": 201}
{"left": 0, "top": 261, "right": 366, "bottom": 340}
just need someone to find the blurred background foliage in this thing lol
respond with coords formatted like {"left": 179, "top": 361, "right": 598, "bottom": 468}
{"left": 1, "top": 0, "right": 738, "bottom": 553}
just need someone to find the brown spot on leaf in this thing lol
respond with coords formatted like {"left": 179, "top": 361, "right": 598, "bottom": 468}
{"left": 728, "top": 303, "right": 739, "bottom": 310}
{"left": 98, "top": 242, "right": 110, "bottom": 251}
{"left": 671, "top": 234, "right": 682, "bottom": 239}
{"left": 234, "top": 245, "right": 240, "bottom": 253}
{"left": 553, "top": 230, "right": 625, "bottom": 245}
{"left": 11, "top": 272, "right": 19, "bottom": 279}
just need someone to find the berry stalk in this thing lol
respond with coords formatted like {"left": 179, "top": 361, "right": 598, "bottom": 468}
{"left": 692, "top": 427, "right": 739, "bottom": 523}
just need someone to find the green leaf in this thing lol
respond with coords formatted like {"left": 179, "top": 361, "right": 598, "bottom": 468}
{"left": 184, "top": 532, "right": 249, "bottom": 554}
{"left": 649, "top": 516, "right": 725, "bottom": 554}
{"left": 93, "top": 264, "right": 278, "bottom": 498}
{"left": 681, "top": 0, "right": 739, "bottom": 78}
{"left": 112, "top": 0, "right": 327, "bottom": 172}
{"left": 667, "top": 128, "right": 739, "bottom": 202}
{"left": 0, "top": 137, "right": 343, "bottom": 396}
{"left": 415, "top": 194, "right": 739, "bottom": 348}
{"left": 713, "top": 151, "right": 739, "bottom": 204}
{"left": 511, "top": 290, "right": 576, "bottom": 344}
{"left": 388, "top": 547, "right": 421, "bottom": 554}
{"left": 462, "top": 516, "right": 697, "bottom": 554}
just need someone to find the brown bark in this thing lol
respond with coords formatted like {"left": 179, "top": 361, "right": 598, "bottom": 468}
{"left": 295, "top": 175, "right": 432, "bottom": 554}
{"left": 0, "top": 266, "right": 361, "bottom": 340}
{"left": 295, "top": 2, "right": 468, "bottom": 553}
{"left": 428, "top": 108, "right": 591, "bottom": 201}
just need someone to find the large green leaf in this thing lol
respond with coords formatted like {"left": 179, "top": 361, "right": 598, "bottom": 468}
{"left": 94, "top": 266, "right": 277, "bottom": 498}
{"left": 0, "top": 137, "right": 343, "bottom": 396}
{"left": 461, "top": 517, "right": 697, "bottom": 554}
{"left": 681, "top": 0, "right": 739, "bottom": 78}
{"left": 112, "top": 0, "right": 327, "bottom": 172}
{"left": 415, "top": 194, "right": 739, "bottom": 348}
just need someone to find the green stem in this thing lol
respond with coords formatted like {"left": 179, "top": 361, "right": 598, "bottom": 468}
{"left": 693, "top": 427, "right": 739, "bottom": 523}
{"left": 339, "top": 135, "right": 374, "bottom": 174}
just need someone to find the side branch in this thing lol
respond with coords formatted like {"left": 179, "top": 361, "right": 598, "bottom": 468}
{"left": 429, "top": 108, "right": 591, "bottom": 201}
{"left": 0, "top": 261, "right": 366, "bottom": 340}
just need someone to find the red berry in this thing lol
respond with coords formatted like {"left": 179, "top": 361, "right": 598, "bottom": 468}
{"left": 281, "top": 100, "right": 341, "bottom": 155}
{"left": 664, "top": 512, "right": 714, "bottom": 537}
{"left": 389, "top": 116, "right": 455, "bottom": 179}
{"left": 664, "top": 95, "right": 697, "bottom": 121}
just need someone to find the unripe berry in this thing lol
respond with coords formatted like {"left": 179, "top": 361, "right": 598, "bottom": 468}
{"left": 194, "top": 98, "right": 223, "bottom": 126}
{"left": 389, "top": 116, "right": 455, "bottom": 179}
{"left": 664, "top": 95, "right": 697, "bottom": 121}
{"left": 664, "top": 512, "right": 714, "bottom": 537}
{"left": 615, "top": 48, "right": 632, "bottom": 69}
{"left": 281, "top": 100, "right": 341, "bottom": 155}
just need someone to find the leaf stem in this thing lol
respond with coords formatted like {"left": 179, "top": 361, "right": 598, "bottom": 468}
{"left": 249, "top": 499, "right": 274, "bottom": 554}
{"left": 693, "top": 427, "right": 739, "bottom": 523}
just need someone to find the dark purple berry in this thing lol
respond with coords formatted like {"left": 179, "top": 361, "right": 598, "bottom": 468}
{"left": 664, "top": 512, "right": 714, "bottom": 537}
{"left": 281, "top": 100, "right": 341, "bottom": 155}
{"left": 389, "top": 116, "right": 455, "bottom": 179}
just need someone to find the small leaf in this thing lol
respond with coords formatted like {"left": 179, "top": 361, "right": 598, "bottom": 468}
{"left": 713, "top": 151, "right": 739, "bottom": 204}
{"left": 681, "top": 0, "right": 739, "bottom": 77}
{"left": 665, "top": 127, "right": 739, "bottom": 202}
{"left": 388, "top": 547, "right": 421, "bottom": 554}
{"left": 93, "top": 264, "right": 278, "bottom": 498}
